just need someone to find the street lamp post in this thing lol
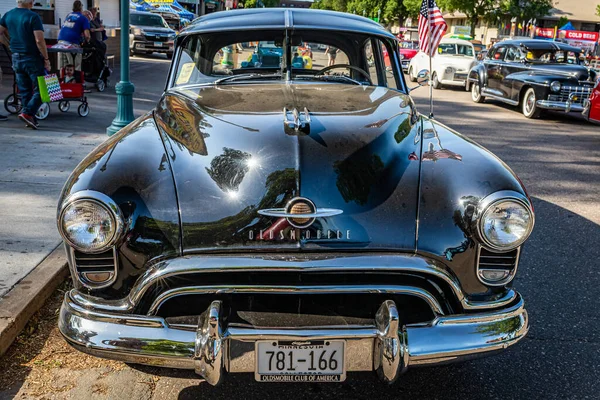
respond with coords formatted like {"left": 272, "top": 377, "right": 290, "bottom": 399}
{"left": 107, "top": 0, "right": 135, "bottom": 136}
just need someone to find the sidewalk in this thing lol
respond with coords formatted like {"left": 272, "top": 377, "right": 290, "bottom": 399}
{"left": 0, "top": 55, "right": 171, "bottom": 353}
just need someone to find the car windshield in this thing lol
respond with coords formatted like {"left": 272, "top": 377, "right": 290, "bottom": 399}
{"left": 438, "top": 43, "right": 474, "bottom": 57}
{"left": 400, "top": 42, "right": 418, "bottom": 49}
{"left": 130, "top": 14, "right": 168, "bottom": 28}
{"left": 171, "top": 30, "right": 400, "bottom": 89}
{"left": 524, "top": 49, "right": 581, "bottom": 64}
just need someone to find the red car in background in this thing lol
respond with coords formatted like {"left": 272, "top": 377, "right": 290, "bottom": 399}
{"left": 583, "top": 78, "right": 600, "bottom": 124}
{"left": 399, "top": 40, "right": 419, "bottom": 72}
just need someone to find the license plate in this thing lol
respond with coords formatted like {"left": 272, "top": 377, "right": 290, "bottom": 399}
{"left": 154, "top": 42, "right": 162, "bottom": 47}
{"left": 255, "top": 340, "right": 345, "bottom": 382}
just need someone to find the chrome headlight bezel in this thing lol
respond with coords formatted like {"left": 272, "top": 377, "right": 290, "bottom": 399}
{"left": 474, "top": 191, "right": 535, "bottom": 252}
{"left": 58, "top": 191, "right": 124, "bottom": 254}
{"left": 550, "top": 81, "right": 561, "bottom": 92}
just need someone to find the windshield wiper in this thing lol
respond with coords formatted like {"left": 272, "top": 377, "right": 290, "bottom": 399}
{"left": 295, "top": 74, "right": 364, "bottom": 85}
{"left": 214, "top": 73, "right": 282, "bottom": 85}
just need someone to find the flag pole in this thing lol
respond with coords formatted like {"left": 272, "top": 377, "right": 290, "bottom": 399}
{"left": 427, "top": 1, "right": 434, "bottom": 118}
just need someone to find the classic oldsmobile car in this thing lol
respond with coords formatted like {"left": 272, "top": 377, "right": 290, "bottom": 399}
{"left": 57, "top": 8, "right": 532, "bottom": 385}
{"left": 468, "top": 39, "right": 597, "bottom": 119}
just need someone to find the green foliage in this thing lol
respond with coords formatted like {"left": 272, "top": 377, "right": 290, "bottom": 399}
{"left": 243, "top": 0, "right": 279, "bottom": 8}
{"left": 597, "top": 4, "right": 600, "bottom": 17}
{"left": 311, "top": 0, "right": 420, "bottom": 25}
{"left": 491, "top": 0, "right": 553, "bottom": 24}
{"left": 437, "top": 0, "right": 497, "bottom": 37}
{"left": 556, "top": 16, "right": 568, "bottom": 28}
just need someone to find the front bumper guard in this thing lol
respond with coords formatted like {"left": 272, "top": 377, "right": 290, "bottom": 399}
{"left": 537, "top": 93, "right": 585, "bottom": 113}
{"left": 59, "top": 290, "right": 528, "bottom": 385}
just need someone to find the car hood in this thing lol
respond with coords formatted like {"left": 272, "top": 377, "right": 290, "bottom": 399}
{"left": 527, "top": 63, "right": 591, "bottom": 80}
{"left": 154, "top": 83, "right": 421, "bottom": 253}
{"left": 435, "top": 55, "right": 475, "bottom": 71}
{"left": 132, "top": 24, "right": 174, "bottom": 34}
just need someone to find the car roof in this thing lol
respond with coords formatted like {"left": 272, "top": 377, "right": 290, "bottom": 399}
{"left": 184, "top": 8, "right": 395, "bottom": 39}
{"left": 131, "top": 10, "right": 161, "bottom": 17}
{"left": 440, "top": 38, "right": 473, "bottom": 45}
{"left": 496, "top": 39, "right": 582, "bottom": 53}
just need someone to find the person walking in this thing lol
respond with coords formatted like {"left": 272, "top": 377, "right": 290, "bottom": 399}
{"left": 325, "top": 45, "right": 339, "bottom": 66}
{"left": 0, "top": 0, "right": 51, "bottom": 128}
{"left": 56, "top": 0, "right": 90, "bottom": 70}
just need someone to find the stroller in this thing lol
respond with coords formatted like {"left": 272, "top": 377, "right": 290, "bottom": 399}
{"left": 1, "top": 43, "right": 50, "bottom": 119}
{"left": 81, "top": 41, "right": 110, "bottom": 92}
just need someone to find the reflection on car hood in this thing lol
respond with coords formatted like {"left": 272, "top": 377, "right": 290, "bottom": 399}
{"left": 154, "top": 83, "right": 422, "bottom": 253}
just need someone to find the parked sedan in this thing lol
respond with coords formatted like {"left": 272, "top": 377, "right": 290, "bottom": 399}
{"left": 57, "top": 8, "right": 532, "bottom": 386}
{"left": 468, "top": 39, "right": 597, "bottom": 118}
{"left": 399, "top": 40, "right": 419, "bottom": 72}
{"left": 408, "top": 38, "right": 476, "bottom": 88}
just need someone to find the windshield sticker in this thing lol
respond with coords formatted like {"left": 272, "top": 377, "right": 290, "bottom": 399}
{"left": 176, "top": 63, "right": 195, "bottom": 85}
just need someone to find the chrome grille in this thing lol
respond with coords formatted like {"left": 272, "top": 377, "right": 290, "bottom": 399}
{"left": 476, "top": 247, "right": 520, "bottom": 286}
{"left": 72, "top": 248, "right": 117, "bottom": 288}
{"left": 548, "top": 85, "right": 593, "bottom": 104}
{"left": 144, "top": 34, "right": 168, "bottom": 42}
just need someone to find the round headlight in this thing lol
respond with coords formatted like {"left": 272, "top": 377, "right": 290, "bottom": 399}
{"left": 59, "top": 192, "right": 123, "bottom": 253}
{"left": 478, "top": 198, "right": 534, "bottom": 251}
{"left": 550, "top": 81, "right": 561, "bottom": 92}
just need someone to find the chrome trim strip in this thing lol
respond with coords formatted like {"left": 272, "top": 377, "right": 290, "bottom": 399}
{"left": 146, "top": 284, "right": 445, "bottom": 316}
{"left": 480, "top": 89, "right": 519, "bottom": 106}
{"left": 58, "top": 292, "right": 528, "bottom": 381}
{"left": 475, "top": 246, "right": 521, "bottom": 287}
{"left": 257, "top": 209, "right": 344, "bottom": 218}
{"left": 69, "top": 255, "right": 518, "bottom": 313}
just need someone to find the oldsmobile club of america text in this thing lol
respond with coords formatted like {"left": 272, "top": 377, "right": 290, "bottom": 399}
{"left": 248, "top": 229, "right": 352, "bottom": 240}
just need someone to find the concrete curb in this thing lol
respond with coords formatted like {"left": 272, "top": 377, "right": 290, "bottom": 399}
{"left": 0, "top": 244, "right": 68, "bottom": 357}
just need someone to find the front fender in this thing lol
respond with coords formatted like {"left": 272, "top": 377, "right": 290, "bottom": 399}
{"left": 467, "top": 63, "right": 486, "bottom": 90}
{"left": 58, "top": 113, "right": 181, "bottom": 299}
{"left": 416, "top": 117, "right": 531, "bottom": 301}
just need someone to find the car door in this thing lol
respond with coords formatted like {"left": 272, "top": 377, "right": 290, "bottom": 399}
{"left": 501, "top": 46, "right": 527, "bottom": 100}
{"left": 484, "top": 45, "right": 507, "bottom": 96}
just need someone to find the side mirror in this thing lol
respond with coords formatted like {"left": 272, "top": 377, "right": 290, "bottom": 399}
{"left": 411, "top": 69, "right": 430, "bottom": 91}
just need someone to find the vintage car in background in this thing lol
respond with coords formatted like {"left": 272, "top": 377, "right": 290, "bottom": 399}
{"left": 468, "top": 39, "right": 597, "bottom": 119}
{"left": 399, "top": 40, "right": 419, "bottom": 72}
{"left": 583, "top": 77, "right": 600, "bottom": 124}
{"left": 408, "top": 38, "right": 477, "bottom": 89}
{"left": 57, "top": 8, "right": 532, "bottom": 386}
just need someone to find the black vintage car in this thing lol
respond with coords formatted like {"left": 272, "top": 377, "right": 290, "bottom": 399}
{"left": 57, "top": 9, "right": 533, "bottom": 385}
{"left": 468, "top": 39, "right": 597, "bottom": 118}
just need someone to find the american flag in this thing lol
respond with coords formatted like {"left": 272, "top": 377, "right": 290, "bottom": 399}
{"left": 418, "top": 0, "right": 447, "bottom": 56}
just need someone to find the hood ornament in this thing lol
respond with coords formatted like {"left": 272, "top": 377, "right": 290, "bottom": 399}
{"left": 283, "top": 107, "right": 311, "bottom": 134}
{"left": 258, "top": 197, "right": 342, "bottom": 228}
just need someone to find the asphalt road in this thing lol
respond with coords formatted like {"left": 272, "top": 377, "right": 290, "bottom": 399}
{"left": 1, "top": 53, "right": 599, "bottom": 399}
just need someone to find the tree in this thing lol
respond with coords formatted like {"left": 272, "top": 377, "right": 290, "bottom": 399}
{"left": 243, "top": 0, "right": 279, "bottom": 8}
{"left": 596, "top": 4, "right": 600, "bottom": 17}
{"left": 491, "top": 0, "right": 553, "bottom": 27}
{"left": 384, "top": 0, "right": 421, "bottom": 27}
{"left": 437, "top": 0, "right": 497, "bottom": 38}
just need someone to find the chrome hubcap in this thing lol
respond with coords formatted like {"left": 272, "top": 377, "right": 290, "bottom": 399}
{"left": 525, "top": 93, "right": 535, "bottom": 114}
{"left": 472, "top": 84, "right": 479, "bottom": 100}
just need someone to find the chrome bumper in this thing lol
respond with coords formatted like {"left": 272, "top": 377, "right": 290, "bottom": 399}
{"left": 59, "top": 290, "right": 528, "bottom": 385}
{"left": 537, "top": 96, "right": 585, "bottom": 113}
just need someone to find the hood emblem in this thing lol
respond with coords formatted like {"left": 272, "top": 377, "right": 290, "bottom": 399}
{"left": 258, "top": 197, "right": 343, "bottom": 228}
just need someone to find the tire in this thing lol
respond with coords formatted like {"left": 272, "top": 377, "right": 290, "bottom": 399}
{"left": 432, "top": 72, "right": 442, "bottom": 89}
{"left": 96, "top": 79, "right": 106, "bottom": 92}
{"left": 4, "top": 94, "right": 22, "bottom": 114}
{"left": 166, "top": 53, "right": 173, "bottom": 60}
{"left": 36, "top": 103, "right": 50, "bottom": 120}
{"left": 522, "top": 88, "right": 542, "bottom": 119}
{"left": 78, "top": 103, "right": 89, "bottom": 117}
{"left": 471, "top": 81, "right": 485, "bottom": 103}
{"left": 58, "top": 100, "right": 70, "bottom": 112}
{"left": 408, "top": 67, "right": 417, "bottom": 82}
{"left": 130, "top": 48, "right": 135, "bottom": 57}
